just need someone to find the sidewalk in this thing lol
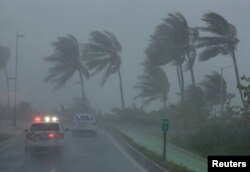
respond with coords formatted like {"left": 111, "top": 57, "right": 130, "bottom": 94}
{"left": 113, "top": 123, "right": 207, "bottom": 172}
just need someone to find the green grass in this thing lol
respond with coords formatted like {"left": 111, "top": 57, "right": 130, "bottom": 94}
{"left": 115, "top": 124, "right": 207, "bottom": 172}
{"left": 110, "top": 127, "right": 195, "bottom": 172}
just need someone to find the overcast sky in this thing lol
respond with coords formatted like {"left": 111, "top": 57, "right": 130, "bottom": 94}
{"left": 0, "top": 0, "right": 250, "bottom": 113}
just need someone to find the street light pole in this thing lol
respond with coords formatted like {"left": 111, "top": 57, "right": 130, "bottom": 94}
{"left": 220, "top": 65, "right": 234, "bottom": 115}
{"left": 220, "top": 68, "right": 224, "bottom": 115}
{"left": 13, "top": 32, "right": 25, "bottom": 127}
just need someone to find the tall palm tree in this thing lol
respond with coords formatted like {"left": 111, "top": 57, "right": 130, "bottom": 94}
{"left": 0, "top": 46, "right": 11, "bottom": 117}
{"left": 86, "top": 30, "right": 125, "bottom": 110}
{"left": 197, "top": 12, "right": 243, "bottom": 107}
{"left": 44, "top": 35, "right": 89, "bottom": 112}
{"left": 146, "top": 12, "right": 197, "bottom": 105}
{"left": 134, "top": 61, "right": 170, "bottom": 111}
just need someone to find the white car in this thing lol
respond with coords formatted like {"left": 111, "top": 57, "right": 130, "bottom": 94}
{"left": 71, "top": 114, "right": 98, "bottom": 136}
{"left": 25, "top": 116, "right": 69, "bottom": 154}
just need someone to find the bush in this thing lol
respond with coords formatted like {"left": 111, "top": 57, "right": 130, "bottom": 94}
{"left": 187, "top": 120, "right": 250, "bottom": 156}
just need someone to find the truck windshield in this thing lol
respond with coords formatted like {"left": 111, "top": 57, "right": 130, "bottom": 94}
{"left": 77, "top": 115, "right": 94, "bottom": 121}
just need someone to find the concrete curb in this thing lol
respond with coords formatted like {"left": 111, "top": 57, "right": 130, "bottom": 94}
{"left": 168, "top": 143, "right": 207, "bottom": 162}
{"left": 105, "top": 127, "right": 169, "bottom": 172}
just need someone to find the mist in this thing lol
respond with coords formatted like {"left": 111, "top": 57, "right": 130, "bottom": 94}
{"left": 0, "top": 0, "right": 250, "bottom": 112}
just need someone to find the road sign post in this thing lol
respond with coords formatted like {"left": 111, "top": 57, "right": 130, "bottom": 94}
{"left": 162, "top": 119, "right": 169, "bottom": 160}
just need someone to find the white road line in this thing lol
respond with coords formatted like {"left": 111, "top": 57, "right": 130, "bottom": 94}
{"left": 104, "top": 130, "right": 148, "bottom": 172}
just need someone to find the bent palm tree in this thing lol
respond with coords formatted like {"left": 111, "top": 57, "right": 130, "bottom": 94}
{"left": 44, "top": 35, "right": 89, "bottom": 112}
{"left": 134, "top": 61, "right": 170, "bottom": 111}
{"left": 197, "top": 12, "right": 243, "bottom": 106}
{"left": 146, "top": 12, "right": 197, "bottom": 105}
{"left": 0, "top": 46, "right": 11, "bottom": 117}
{"left": 86, "top": 30, "right": 125, "bottom": 110}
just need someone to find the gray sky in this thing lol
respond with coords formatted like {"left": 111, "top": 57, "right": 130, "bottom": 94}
{"left": 0, "top": 0, "right": 250, "bottom": 112}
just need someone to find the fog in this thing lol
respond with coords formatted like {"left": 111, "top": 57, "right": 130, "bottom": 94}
{"left": 0, "top": 0, "right": 250, "bottom": 112}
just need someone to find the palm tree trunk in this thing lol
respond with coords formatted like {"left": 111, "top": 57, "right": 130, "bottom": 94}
{"left": 187, "top": 53, "right": 196, "bottom": 87}
{"left": 179, "top": 64, "right": 185, "bottom": 105}
{"left": 78, "top": 70, "right": 88, "bottom": 112}
{"left": 118, "top": 68, "right": 125, "bottom": 110}
{"left": 176, "top": 65, "right": 182, "bottom": 92}
{"left": 176, "top": 64, "right": 184, "bottom": 105}
{"left": 4, "top": 68, "right": 11, "bottom": 117}
{"left": 231, "top": 50, "right": 245, "bottom": 107}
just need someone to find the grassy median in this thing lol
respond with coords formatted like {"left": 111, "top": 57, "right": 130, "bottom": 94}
{"left": 109, "top": 126, "right": 195, "bottom": 172}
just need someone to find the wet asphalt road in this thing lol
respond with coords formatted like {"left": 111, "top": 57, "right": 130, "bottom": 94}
{"left": 0, "top": 130, "right": 145, "bottom": 172}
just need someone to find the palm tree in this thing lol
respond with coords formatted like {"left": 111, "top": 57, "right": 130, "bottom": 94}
{"left": 146, "top": 12, "right": 198, "bottom": 105}
{"left": 86, "top": 30, "right": 125, "bottom": 110}
{"left": 134, "top": 61, "right": 170, "bottom": 111}
{"left": 0, "top": 46, "right": 11, "bottom": 117}
{"left": 197, "top": 12, "right": 243, "bottom": 107}
{"left": 201, "top": 71, "right": 227, "bottom": 111}
{"left": 184, "top": 28, "right": 199, "bottom": 87}
{"left": 44, "top": 35, "right": 89, "bottom": 112}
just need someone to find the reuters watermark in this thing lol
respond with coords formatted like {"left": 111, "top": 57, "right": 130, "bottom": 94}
{"left": 208, "top": 156, "right": 250, "bottom": 172}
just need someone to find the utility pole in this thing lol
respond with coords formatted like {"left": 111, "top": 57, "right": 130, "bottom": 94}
{"left": 13, "top": 32, "right": 25, "bottom": 127}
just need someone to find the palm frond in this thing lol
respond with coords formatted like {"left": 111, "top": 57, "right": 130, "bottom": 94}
{"left": 200, "top": 12, "right": 230, "bottom": 36}
{"left": 200, "top": 71, "right": 227, "bottom": 105}
{"left": 86, "top": 57, "right": 111, "bottom": 70}
{"left": 134, "top": 62, "right": 170, "bottom": 107}
{"left": 90, "top": 31, "right": 114, "bottom": 51}
{"left": 87, "top": 43, "right": 112, "bottom": 55}
{"left": 44, "top": 35, "right": 89, "bottom": 90}
{"left": 146, "top": 12, "right": 195, "bottom": 67}
{"left": 48, "top": 68, "right": 75, "bottom": 90}
{"left": 197, "top": 36, "right": 228, "bottom": 48}
{"left": 104, "top": 31, "right": 122, "bottom": 52}
{"left": 86, "top": 30, "right": 122, "bottom": 86}
{"left": 198, "top": 12, "right": 239, "bottom": 61}
{"left": 199, "top": 46, "right": 225, "bottom": 61}
{"left": 52, "top": 35, "right": 79, "bottom": 59}
{"left": 44, "top": 63, "right": 71, "bottom": 82}
{"left": 89, "top": 61, "right": 108, "bottom": 76}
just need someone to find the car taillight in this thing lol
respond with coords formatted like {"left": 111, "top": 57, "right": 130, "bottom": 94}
{"left": 48, "top": 133, "right": 55, "bottom": 139}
